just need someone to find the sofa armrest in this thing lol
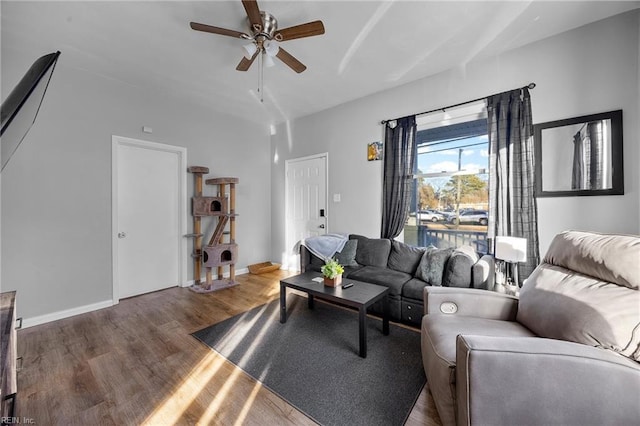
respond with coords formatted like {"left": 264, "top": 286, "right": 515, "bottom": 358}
{"left": 299, "top": 245, "right": 311, "bottom": 273}
{"left": 423, "top": 287, "right": 518, "bottom": 320}
{"left": 471, "top": 254, "right": 494, "bottom": 290}
{"left": 455, "top": 335, "right": 640, "bottom": 426}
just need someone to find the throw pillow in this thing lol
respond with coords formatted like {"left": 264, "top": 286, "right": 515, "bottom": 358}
{"left": 415, "top": 247, "right": 454, "bottom": 286}
{"left": 350, "top": 234, "right": 392, "bottom": 267}
{"left": 442, "top": 245, "right": 479, "bottom": 287}
{"left": 334, "top": 239, "right": 358, "bottom": 267}
{"left": 387, "top": 240, "right": 425, "bottom": 274}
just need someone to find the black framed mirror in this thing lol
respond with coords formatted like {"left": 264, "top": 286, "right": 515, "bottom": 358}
{"left": 534, "top": 110, "right": 623, "bottom": 197}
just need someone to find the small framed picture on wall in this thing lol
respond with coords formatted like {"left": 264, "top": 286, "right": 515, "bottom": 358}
{"left": 368, "top": 141, "right": 382, "bottom": 161}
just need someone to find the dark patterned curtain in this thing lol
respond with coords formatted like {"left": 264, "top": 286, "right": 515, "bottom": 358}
{"left": 571, "top": 121, "right": 604, "bottom": 190}
{"left": 381, "top": 116, "right": 417, "bottom": 239}
{"left": 588, "top": 121, "right": 603, "bottom": 189}
{"left": 571, "top": 130, "right": 586, "bottom": 190}
{"left": 487, "top": 88, "right": 539, "bottom": 283}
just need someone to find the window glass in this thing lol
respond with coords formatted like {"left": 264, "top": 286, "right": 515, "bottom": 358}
{"left": 404, "top": 102, "right": 489, "bottom": 253}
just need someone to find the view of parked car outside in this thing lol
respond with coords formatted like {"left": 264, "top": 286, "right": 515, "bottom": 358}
{"left": 446, "top": 209, "right": 488, "bottom": 226}
{"left": 417, "top": 210, "right": 445, "bottom": 223}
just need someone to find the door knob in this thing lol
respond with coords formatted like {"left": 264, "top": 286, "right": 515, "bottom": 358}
{"left": 318, "top": 224, "right": 325, "bottom": 229}
{"left": 118, "top": 232, "right": 127, "bottom": 238}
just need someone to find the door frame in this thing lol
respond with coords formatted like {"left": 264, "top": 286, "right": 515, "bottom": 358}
{"left": 111, "top": 135, "right": 188, "bottom": 304}
{"left": 285, "top": 152, "right": 329, "bottom": 269}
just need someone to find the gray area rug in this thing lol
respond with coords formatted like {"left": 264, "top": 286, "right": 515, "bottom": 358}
{"left": 192, "top": 294, "right": 426, "bottom": 426}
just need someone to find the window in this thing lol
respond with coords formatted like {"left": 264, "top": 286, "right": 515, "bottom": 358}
{"left": 404, "top": 101, "right": 489, "bottom": 253}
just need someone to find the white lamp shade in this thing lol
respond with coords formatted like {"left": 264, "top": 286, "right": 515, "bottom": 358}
{"left": 263, "top": 40, "right": 279, "bottom": 56}
{"left": 264, "top": 53, "right": 275, "bottom": 68}
{"left": 495, "top": 236, "right": 527, "bottom": 262}
{"left": 243, "top": 42, "right": 257, "bottom": 58}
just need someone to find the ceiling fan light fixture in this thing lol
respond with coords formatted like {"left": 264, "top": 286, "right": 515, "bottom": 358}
{"left": 243, "top": 42, "right": 257, "bottom": 58}
{"left": 264, "top": 40, "right": 279, "bottom": 57}
{"left": 264, "top": 53, "right": 276, "bottom": 68}
{"left": 190, "top": 0, "right": 326, "bottom": 103}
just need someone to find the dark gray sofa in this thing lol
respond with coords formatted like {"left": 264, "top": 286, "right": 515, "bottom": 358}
{"left": 300, "top": 234, "right": 494, "bottom": 326}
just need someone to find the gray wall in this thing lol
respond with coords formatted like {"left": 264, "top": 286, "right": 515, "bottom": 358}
{"left": 1, "top": 47, "right": 272, "bottom": 323}
{"left": 3, "top": 9, "right": 639, "bottom": 324}
{"left": 271, "top": 10, "right": 640, "bottom": 263}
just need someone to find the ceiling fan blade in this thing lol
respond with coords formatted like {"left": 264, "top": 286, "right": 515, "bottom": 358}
{"left": 276, "top": 48, "right": 307, "bottom": 73}
{"left": 242, "top": 0, "right": 263, "bottom": 31}
{"left": 190, "top": 22, "right": 248, "bottom": 39}
{"left": 236, "top": 51, "right": 259, "bottom": 71}
{"left": 275, "top": 20, "right": 325, "bottom": 41}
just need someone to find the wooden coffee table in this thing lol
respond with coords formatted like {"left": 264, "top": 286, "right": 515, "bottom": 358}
{"left": 279, "top": 272, "right": 389, "bottom": 358}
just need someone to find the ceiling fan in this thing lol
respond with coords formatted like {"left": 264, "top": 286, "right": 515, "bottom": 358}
{"left": 190, "top": 0, "right": 325, "bottom": 74}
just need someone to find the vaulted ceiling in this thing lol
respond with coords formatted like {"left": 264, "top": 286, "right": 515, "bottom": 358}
{"left": 2, "top": 1, "right": 638, "bottom": 126}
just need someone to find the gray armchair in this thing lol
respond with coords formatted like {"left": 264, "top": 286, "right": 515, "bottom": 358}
{"left": 421, "top": 231, "right": 640, "bottom": 426}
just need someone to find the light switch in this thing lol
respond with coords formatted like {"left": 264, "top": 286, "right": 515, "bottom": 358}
{"left": 333, "top": 193, "right": 341, "bottom": 203}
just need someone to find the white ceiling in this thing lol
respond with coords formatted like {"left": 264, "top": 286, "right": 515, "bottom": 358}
{"left": 2, "top": 1, "right": 638, "bottom": 126}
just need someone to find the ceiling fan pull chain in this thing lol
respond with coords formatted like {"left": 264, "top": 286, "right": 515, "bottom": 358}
{"left": 259, "top": 50, "right": 264, "bottom": 103}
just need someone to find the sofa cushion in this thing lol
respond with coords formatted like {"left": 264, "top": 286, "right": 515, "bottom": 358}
{"left": 342, "top": 265, "right": 364, "bottom": 278}
{"left": 388, "top": 240, "right": 425, "bottom": 274}
{"left": 442, "top": 245, "right": 479, "bottom": 288}
{"left": 348, "top": 266, "right": 411, "bottom": 297}
{"left": 518, "top": 231, "right": 640, "bottom": 361}
{"left": 471, "top": 254, "right": 494, "bottom": 289}
{"left": 402, "top": 277, "right": 429, "bottom": 300}
{"left": 544, "top": 230, "right": 640, "bottom": 290}
{"left": 423, "top": 314, "right": 536, "bottom": 369}
{"left": 334, "top": 239, "right": 358, "bottom": 267}
{"left": 350, "top": 234, "right": 391, "bottom": 267}
{"left": 415, "top": 247, "right": 454, "bottom": 285}
{"left": 519, "top": 263, "right": 640, "bottom": 361}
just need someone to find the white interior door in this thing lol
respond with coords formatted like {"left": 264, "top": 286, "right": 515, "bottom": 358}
{"left": 112, "top": 136, "right": 186, "bottom": 300}
{"left": 286, "top": 154, "right": 328, "bottom": 266}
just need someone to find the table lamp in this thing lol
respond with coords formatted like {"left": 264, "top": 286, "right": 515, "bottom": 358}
{"left": 495, "top": 236, "right": 527, "bottom": 287}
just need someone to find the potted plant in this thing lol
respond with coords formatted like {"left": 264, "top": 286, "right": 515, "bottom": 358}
{"left": 321, "top": 258, "right": 344, "bottom": 287}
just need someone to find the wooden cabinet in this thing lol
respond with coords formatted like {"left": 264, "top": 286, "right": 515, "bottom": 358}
{"left": 1, "top": 291, "right": 18, "bottom": 419}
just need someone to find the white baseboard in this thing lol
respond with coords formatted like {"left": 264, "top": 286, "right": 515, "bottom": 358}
{"left": 24, "top": 268, "right": 253, "bottom": 327}
{"left": 22, "top": 299, "right": 115, "bottom": 329}
{"left": 182, "top": 267, "right": 249, "bottom": 287}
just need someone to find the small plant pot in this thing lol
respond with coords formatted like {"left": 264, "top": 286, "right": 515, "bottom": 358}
{"left": 324, "top": 275, "right": 342, "bottom": 287}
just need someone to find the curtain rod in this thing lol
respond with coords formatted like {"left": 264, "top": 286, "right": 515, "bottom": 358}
{"left": 380, "top": 82, "right": 536, "bottom": 125}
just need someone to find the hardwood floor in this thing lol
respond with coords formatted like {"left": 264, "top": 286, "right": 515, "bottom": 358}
{"left": 16, "top": 270, "right": 442, "bottom": 425}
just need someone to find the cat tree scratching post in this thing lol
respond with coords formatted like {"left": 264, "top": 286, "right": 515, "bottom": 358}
{"left": 186, "top": 166, "right": 208, "bottom": 285}
{"left": 210, "top": 181, "right": 227, "bottom": 281}
{"left": 204, "top": 177, "right": 239, "bottom": 289}
{"left": 229, "top": 180, "right": 236, "bottom": 282}
{"left": 188, "top": 171, "right": 239, "bottom": 293}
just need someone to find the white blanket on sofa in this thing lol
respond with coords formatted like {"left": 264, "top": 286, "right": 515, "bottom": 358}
{"left": 296, "top": 233, "right": 348, "bottom": 262}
